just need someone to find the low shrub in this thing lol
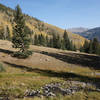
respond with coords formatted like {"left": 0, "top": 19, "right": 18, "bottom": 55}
{"left": 12, "top": 50, "right": 33, "bottom": 59}
{"left": 0, "top": 63, "right": 6, "bottom": 72}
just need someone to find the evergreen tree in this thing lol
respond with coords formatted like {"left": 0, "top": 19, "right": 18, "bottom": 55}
{"left": 73, "top": 45, "right": 76, "bottom": 51}
{"left": 88, "top": 40, "right": 93, "bottom": 54}
{"left": 52, "top": 33, "right": 57, "bottom": 48}
{"left": 51, "top": 33, "right": 62, "bottom": 49}
{"left": 6, "top": 26, "right": 11, "bottom": 41}
{"left": 0, "top": 26, "right": 11, "bottom": 40}
{"left": 12, "top": 5, "right": 32, "bottom": 58}
{"left": 56, "top": 34, "right": 62, "bottom": 49}
{"left": 92, "top": 38, "right": 100, "bottom": 54}
{"left": 80, "top": 38, "right": 100, "bottom": 55}
{"left": 70, "top": 41, "right": 76, "bottom": 51}
{"left": 61, "top": 39, "right": 66, "bottom": 50}
{"left": 38, "top": 34, "right": 41, "bottom": 45}
{"left": 46, "top": 35, "right": 49, "bottom": 47}
{"left": 34, "top": 34, "right": 39, "bottom": 45}
{"left": 83, "top": 40, "right": 89, "bottom": 53}
{"left": 0, "top": 28, "right": 4, "bottom": 39}
{"left": 24, "top": 26, "right": 33, "bottom": 44}
{"left": 63, "top": 30, "right": 70, "bottom": 50}
{"left": 49, "top": 38, "right": 53, "bottom": 47}
{"left": 41, "top": 34, "right": 46, "bottom": 46}
{"left": 38, "top": 34, "right": 46, "bottom": 46}
{"left": 80, "top": 46, "right": 84, "bottom": 52}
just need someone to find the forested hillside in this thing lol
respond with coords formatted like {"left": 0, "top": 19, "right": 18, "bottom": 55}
{"left": 0, "top": 4, "right": 87, "bottom": 48}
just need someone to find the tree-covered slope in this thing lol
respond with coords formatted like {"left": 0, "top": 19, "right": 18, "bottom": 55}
{"left": 0, "top": 3, "right": 87, "bottom": 48}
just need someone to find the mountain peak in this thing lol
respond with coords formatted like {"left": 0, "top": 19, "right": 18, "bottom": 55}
{"left": 68, "top": 27, "right": 88, "bottom": 33}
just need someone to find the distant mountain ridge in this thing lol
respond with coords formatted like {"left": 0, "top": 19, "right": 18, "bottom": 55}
{"left": 68, "top": 27, "right": 88, "bottom": 33}
{"left": 72, "top": 27, "right": 100, "bottom": 41}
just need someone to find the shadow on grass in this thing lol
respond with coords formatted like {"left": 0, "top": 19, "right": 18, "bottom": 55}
{"left": 39, "top": 51, "right": 100, "bottom": 70}
{"left": 0, "top": 48, "right": 13, "bottom": 54}
{"left": 4, "top": 61, "right": 100, "bottom": 87}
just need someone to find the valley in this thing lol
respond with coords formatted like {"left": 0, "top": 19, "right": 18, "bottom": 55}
{"left": 0, "top": 1, "right": 100, "bottom": 100}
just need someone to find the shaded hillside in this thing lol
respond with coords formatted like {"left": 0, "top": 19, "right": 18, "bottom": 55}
{"left": 0, "top": 3, "right": 87, "bottom": 48}
{"left": 74, "top": 27, "right": 100, "bottom": 41}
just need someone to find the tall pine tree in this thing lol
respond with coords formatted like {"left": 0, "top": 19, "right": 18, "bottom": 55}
{"left": 83, "top": 40, "right": 89, "bottom": 53}
{"left": 88, "top": 40, "right": 93, "bottom": 54}
{"left": 6, "top": 26, "right": 11, "bottom": 41}
{"left": 63, "top": 30, "right": 70, "bottom": 50}
{"left": 34, "top": 34, "right": 39, "bottom": 45}
{"left": 92, "top": 38, "right": 100, "bottom": 54}
{"left": 56, "top": 34, "right": 62, "bottom": 49}
{"left": 12, "top": 5, "right": 32, "bottom": 58}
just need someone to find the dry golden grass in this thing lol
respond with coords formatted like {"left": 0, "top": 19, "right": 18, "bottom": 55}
{"left": 0, "top": 11, "right": 87, "bottom": 48}
{"left": 0, "top": 40, "right": 100, "bottom": 100}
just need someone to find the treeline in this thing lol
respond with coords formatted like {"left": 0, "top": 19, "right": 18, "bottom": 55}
{"left": 80, "top": 38, "right": 100, "bottom": 55}
{"left": 34, "top": 30, "right": 76, "bottom": 51}
{"left": 0, "top": 25, "right": 11, "bottom": 41}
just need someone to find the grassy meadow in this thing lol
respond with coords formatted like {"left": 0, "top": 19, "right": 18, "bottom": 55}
{"left": 0, "top": 40, "right": 100, "bottom": 100}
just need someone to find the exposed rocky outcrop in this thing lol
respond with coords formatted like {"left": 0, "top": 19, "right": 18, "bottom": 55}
{"left": 0, "top": 81, "right": 100, "bottom": 100}
{"left": 24, "top": 81, "right": 99, "bottom": 98}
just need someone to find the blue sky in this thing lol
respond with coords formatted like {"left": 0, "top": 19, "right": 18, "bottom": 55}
{"left": 0, "top": 0, "right": 100, "bottom": 29}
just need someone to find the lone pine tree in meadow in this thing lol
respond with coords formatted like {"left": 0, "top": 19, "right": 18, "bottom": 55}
{"left": 12, "top": 5, "right": 32, "bottom": 58}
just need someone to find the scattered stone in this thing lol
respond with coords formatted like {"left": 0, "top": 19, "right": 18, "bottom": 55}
{"left": 0, "top": 97, "right": 3, "bottom": 100}
{"left": 40, "top": 59, "right": 42, "bottom": 61}
{"left": 24, "top": 81, "right": 95, "bottom": 98}
{"left": 82, "top": 82, "right": 86, "bottom": 88}
{"left": 20, "top": 83, "right": 25, "bottom": 86}
{"left": 42, "top": 82, "right": 80, "bottom": 97}
{"left": 96, "top": 89, "right": 100, "bottom": 92}
{"left": 25, "top": 90, "right": 41, "bottom": 97}
{"left": 45, "top": 58, "right": 50, "bottom": 61}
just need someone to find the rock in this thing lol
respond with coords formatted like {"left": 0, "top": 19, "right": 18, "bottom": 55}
{"left": 24, "top": 90, "right": 41, "bottom": 97}
{"left": 40, "top": 59, "right": 42, "bottom": 61}
{"left": 45, "top": 58, "right": 49, "bottom": 61}
{"left": 42, "top": 82, "right": 78, "bottom": 97}
{"left": 0, "top": 97, "right": 3, "bottom": 100}
{"left": 24, "top": 81, "right": 90, "bottom": 98}
{"left": 47, "top": 92, "right": 56, "bottom": 97}
{"left": 82, "top": 83, "right": 86, "bottom": 88}
{"left": 2, "top": 97, "right": 9, "bottom": 100}
{"left": 66, "top": 89, "right": 72, "bottom": 95}
{"left": 20, "top": 83, "right": 25, "bottom": 86}
{"left": 96, "top": 89, "right": 100, "bottom": 92}
{"left": 71, "top": 90, "right": 76, "bottom": 94}
{"left": 86, "top": 83, "right": 92, "bottom": 87}
{"left": 24, "top": 89, "right": 30, "bottom": 96}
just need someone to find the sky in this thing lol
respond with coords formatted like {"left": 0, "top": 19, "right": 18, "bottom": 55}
{"left": 0, "top": 0, "right": 100, "bottom": 29}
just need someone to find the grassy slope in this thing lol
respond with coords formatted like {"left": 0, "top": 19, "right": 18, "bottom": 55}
{"left": 0, "top": 3, "right": 87, "bottom": 48}
{"left": 0, "top": 40, "right": 100, "bottom": 100}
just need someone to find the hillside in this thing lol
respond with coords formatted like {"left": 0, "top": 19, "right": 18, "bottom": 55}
{"left": 0, "top": 4, "right": 87, "bottom": 48}
{"left": 73, "top": 27, "right": 100, "bottom": 41}
{"left": 0, "top": 40, "right": 100, "bottom": 99}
